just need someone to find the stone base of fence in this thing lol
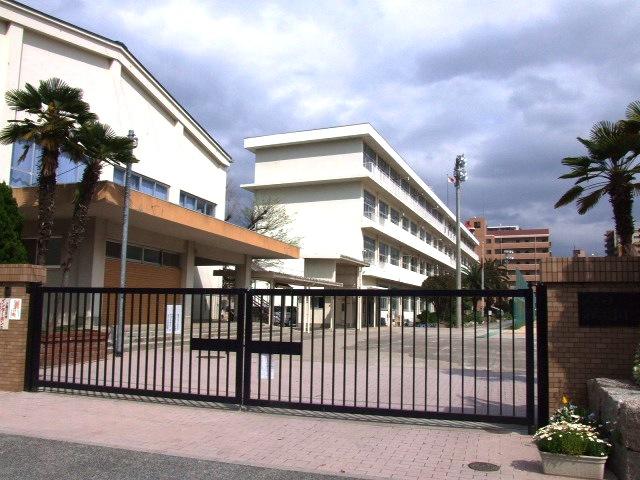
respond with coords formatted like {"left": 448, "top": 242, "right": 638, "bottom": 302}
{"left": 540, "top": 257, "right": 640, "bottom": 415}
{"left": 0, "top": 264, "right": 46, "bottom": 391}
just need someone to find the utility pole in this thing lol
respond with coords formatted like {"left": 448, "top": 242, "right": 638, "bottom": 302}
{"left": 453, "top": 154, "right": 467, "bottom": 328}
{"left": 115, "top": 129, "right": 138, "bottom": 357}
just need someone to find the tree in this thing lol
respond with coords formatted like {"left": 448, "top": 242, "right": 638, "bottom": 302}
{"left": 555, "top": 104, "right": 640, "bottom": 256}
{"left": 463, "top": 259, "right": 510, "bottom": 311}
{"left": 421, "top": 272, "right": 455, "bottom": 325}
{"left": 0, "top": 182, "right": 28, "bottom": 263}
{"left": 0, "top": 78, "right": 96, "bottom": 264}
{"left": 242, "top": 197, "right": 299, "bottom": 269}
{"left": 59, "top": 122, "right": 137, "bottom": 286}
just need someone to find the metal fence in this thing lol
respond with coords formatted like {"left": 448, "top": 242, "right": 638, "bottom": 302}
{"left": 26, "top": 286, "right": 540, "bottom": 429}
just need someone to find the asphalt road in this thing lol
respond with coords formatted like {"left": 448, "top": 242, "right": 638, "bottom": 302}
{"left": 0, "top": 434, "right": 351, "bottom": 480}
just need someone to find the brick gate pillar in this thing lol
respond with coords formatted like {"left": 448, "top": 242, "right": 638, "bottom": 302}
{"left": 0, "top": 264, "right": 47, "bottom": 391}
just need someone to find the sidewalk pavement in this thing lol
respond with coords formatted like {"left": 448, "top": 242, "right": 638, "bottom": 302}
{"left": 0, "top": 391, "right": 615, "bottom": 479}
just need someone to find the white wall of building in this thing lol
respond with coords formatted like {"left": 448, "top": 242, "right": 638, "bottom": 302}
{"left": 0, "top": 5, "right": 228, "bottom": 219}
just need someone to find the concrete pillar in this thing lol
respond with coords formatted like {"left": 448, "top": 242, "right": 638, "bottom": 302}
{"left": 234, "top": 255, "right": 252, "bottom": 289}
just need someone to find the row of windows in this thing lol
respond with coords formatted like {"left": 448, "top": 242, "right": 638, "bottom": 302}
{"left": 10, "top": 142, "right": 85, "bottom": 187}
{"left": 494, "top": 248, "right": 549, "bottom": 254}
{"left": 114, "top": 167, "right": 168, "bottom": 200}
{"left": 106, "top": 241, "right": 181, "bottom": 267}
{"left": 9, "top": 142, "right": 217, "bottom": 219}
{"left": 364, "top": 190, "right": 457, "bottom": 259}
{"left": 363, "top": 142, "right": 476, "bottom": 252}
{"left": 364, "top": 235, "right": 443, "bottom": 276}
{"left": 491, "top": 237, "right": 549, "bottom": 244}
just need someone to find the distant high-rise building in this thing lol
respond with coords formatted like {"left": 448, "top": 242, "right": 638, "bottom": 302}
{"left": 464, "top": 216, "right": 551, "bottom": 284}
{"left": 604, "top": 228, "right": 640, "bottom": 256}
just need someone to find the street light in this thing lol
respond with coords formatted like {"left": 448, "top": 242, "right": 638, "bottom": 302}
{"left": 453, "top": 154, "right": 467, "bottom": 328}
{"left": 115, "top": 129, "right": 138, "bottom": 357}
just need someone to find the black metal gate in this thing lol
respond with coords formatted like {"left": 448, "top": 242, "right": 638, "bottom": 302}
{"left": 26, "top": 286, "right": 543, "bottom": 429}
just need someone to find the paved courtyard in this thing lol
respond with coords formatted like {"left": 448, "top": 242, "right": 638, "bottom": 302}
{"left": 0, "top": 391, "right": 616, "bottom": 479}
{"left": 40, "top": 323, "right": 528, "bottom": 419}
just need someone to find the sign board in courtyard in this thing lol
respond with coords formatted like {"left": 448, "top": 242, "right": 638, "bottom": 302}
{"left": 165, "top": 304, "right": 183, "bottom": 334}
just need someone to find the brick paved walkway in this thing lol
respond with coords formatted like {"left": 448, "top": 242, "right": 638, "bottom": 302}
{"left": 0, "top": 392, "right": 615, "bottom": 479}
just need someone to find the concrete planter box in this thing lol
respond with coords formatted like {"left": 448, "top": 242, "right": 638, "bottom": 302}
{"left": 539, "top": 451, "right": 607, "bottom": 479}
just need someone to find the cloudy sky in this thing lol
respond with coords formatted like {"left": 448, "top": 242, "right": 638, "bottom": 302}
{"left": 25, "top": 0, "right": 640, "bottom": 256}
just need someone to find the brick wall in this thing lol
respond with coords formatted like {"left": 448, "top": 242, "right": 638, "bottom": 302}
{"left": 0, "top": 264, "right": 46, "bottom": 392}
{"left": 541, "top": 257, "right": 640, "bottom": 412}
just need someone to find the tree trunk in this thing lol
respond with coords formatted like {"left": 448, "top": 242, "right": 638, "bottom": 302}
{"left": 610, "top": 184, "right": 636, "bottom": 257}
{"left": 60, "top": 161, "right": 102, "bottom": 286}
{"left": 36, "top": 149, "right": 59, "bottom": 266}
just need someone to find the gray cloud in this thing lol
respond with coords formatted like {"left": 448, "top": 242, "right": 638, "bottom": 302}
{"left": 21, "top": 0, "right": 640, "bottom": 255}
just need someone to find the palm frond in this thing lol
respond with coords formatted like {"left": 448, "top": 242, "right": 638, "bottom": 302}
{"left": 576, "top": 188, "right": 606, "bottom": 214}
{"left": 555, "top": 185, "right": 584, "bottom": 208}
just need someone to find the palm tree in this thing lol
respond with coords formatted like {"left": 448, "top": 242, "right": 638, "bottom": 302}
{"left": 463, "top": 259, "right": 510, "bottom": 312}
{"left": 0, "top": 78, "right": 96, "bottom": 264}
{"left": 555, "top": 111, "right": 640, "bottom": 256}
{"left": 59, "top": 122, "right": 137, "bottom": 286}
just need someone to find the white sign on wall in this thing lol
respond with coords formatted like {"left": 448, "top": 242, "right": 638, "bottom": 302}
{"left": 165, "top": 304, "right": 183, "bottom": 334}
{"left": 8, "top": 298, "right": 21, "bottom": 320}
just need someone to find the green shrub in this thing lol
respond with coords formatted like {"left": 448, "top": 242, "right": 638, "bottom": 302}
{"left": 0, "top": 182, "right": 28, "bottom": 264}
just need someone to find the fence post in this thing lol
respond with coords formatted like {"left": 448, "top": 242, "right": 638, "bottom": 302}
{"left": 235, "top": 289, "right": 246, "bottom": 406}
{"left": 525, "top": 287, "right": 535, "bottom": 433}
{"left": 24, "top": 282, "right": 43, "bottom": 391}
{"left": 241, "top": 290, "right": 253, "bottom": 407}
{"left": 536, "top": 284, "right": 549, "bottom": 428}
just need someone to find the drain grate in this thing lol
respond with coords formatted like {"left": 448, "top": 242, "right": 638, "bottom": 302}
{"left": 468, "top": 462, "right": 500, "bottom": 472}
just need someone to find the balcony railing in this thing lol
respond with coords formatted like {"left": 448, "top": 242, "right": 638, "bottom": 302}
{"left": 363, "top": 162, "right": 477, "bottom": 254}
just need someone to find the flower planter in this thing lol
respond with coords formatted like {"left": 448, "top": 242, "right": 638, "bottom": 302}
{"left": 539, "top": 451, "right": 607, "bottom": 479}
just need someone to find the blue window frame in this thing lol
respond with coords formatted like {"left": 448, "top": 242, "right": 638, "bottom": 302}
{"left": 10, "top": 141, "right": 85, "bottom": 187}
{"left": 179, "top": 190, "right": 216, "bottom": 216}
{"left": 113, "top": 167, "right": 169, "bottom": 201}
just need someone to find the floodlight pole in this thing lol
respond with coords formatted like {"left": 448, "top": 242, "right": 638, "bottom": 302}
{"left": 454, "top": 154, "right": 466, "bottom": 328}
{"left": 115, "top": 130, "right": 138, "bottom": 357}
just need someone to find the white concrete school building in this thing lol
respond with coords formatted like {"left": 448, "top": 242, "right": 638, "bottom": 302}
{"left": 0, "top": 0, "right": 298, "bottom": 289}
{"left": 243, "top": 124, "right": 479, "bottom": 325}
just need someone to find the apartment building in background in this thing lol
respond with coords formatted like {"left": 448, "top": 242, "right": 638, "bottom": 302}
{"left": 0, "top": 0, "right": 298, "bottom": 290}
{"left": 465, "top": 216, "right": 551, "bottom": 284}
{"left": 243, "top": 124, "right": 479, "bottom": 324}
{"left": 605, "top": 228, "right": 640, "bottom": 256}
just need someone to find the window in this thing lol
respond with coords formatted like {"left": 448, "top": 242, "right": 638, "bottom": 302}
{"left": 379, "top": 243, "right": 389, "bottom": 264}
{"left": 312, "top": 297, "right": 325, "bottom": 309}
{"left": 402, "top": 254, "right": 410, "bottom": 269}
{"left": 390, "top": 208, "right": 400, "bottom": 225}
{"left": 179, "top": 191, "right": 216, "bottom": 216}
{"left": 419, "top": 228, "right": 426, "bottom": 241}
{"left": 378, "top": 200, "right": 389, "bottom": 222}
{"left": 379, "top": 297, "right": 389, "bottom": 310}
{"left": 10, "top": 141, "right": 85, "bottom": 187}
{"left": 23, "top": 237, "right": 62, "bottom": 265}
{"left": 419, "top": 260, "right": 426, "bottom": 275}
{"left": 363, "top": 190, "right": 376, "bottom": 219}
{"left": 105, "top": 241, "right": 181, "bottom": 267}
{"left": 390, "top": 247, "right": 400, "bottom": 266}
{"left": 474, "top": 221, "right": 481, "bottom": 228}
{"left": 401, "top": 179, "right": 410, "bottom": 194}
{"left": 402, "top": 216, "right": 410, "bottom": 231}
{"left": 402, "top": 297, "right": 413, "bottom": 311}
{"left": 410, "top": 257, "right": 417, "bottom": 272}
{"left": 114, "top": 167, "right": 169, "bottom": 201}
{"left": 486, "top": 239, "right": 492, "bottom": 244}
{"left": 363, "top": 143, "right": 376, "bottom": 170}
{"left": 486, "top": 249, "right": 492, "bottom": 254}
{"left": 425, "top": 232, "right": 432, "bottom": 244}
{"left": 363, "top": 236, "right": 376, "bottom": 263}
{"left": 377, "top": 157, "right": 390, "bottom": 177}
{"left": 410, "top": 222, "right": 418, "bottom": 236}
